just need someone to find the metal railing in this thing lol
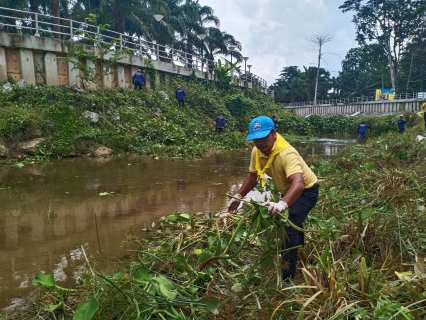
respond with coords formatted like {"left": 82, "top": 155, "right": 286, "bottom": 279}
{"left": 0, "top": 6, "right": 267, "bottom": 88}
{"left": 284, "top": 92, "right": 426, "bottom": 107}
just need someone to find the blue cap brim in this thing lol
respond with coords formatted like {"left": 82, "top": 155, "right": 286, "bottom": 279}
{"left": 246, "top": 130, "right": 271, "bottom": 141}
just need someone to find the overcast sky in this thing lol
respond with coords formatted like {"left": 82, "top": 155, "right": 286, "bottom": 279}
{"left": 199, "top": 0, "right": 358, "bottom": 86}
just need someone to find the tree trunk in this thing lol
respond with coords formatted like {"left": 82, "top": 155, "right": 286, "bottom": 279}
{"left": 314, "top": 46, "right": 321, "bottom": 105}
{"left": 113, "top": 2, "right": 124, "bottom": 33}
{"left": 406, "top": 54, "right": 414, "bottom": 93}
{"left": 52, "top": 0, "right": 60, "bottom": 38}
{"left": 29, "top": 0, "right": 38, "bottom": 12}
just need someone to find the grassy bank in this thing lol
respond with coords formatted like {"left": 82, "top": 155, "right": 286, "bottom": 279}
{"left": 0, "top": 80, "right": 279, "bottom": 162}
{"left": 0, "top": 78, "right": 421, "bottom": 164}
{"left": 3, "top": 124, "right": 426, "bottom": 319}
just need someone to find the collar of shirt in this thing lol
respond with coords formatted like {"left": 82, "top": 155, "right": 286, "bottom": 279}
{"left": 258, "top": 140, "right": 277, "bottom": 158}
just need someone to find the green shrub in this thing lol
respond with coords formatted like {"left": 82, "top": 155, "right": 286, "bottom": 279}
{"left": 0, "top": 106, "right": 40, "bottom": 141}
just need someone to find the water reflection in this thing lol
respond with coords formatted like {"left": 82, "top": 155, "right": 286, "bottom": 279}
{"left": 0, "top": 139, "right": 349, "bottom": 311}
{"left": 293, "top": 138, "right": 355, "bottom": 158}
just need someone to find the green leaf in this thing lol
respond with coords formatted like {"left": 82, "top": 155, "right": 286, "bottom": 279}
{"left": 320, "top": 247, "right": 331, "bottom": 268}
{"left": 178, "top": 213, "right": 191, "bottom": 221}
{"left": 153, "top": 275, "right": 177, "bottom": 299}
{"left": 198, "top": 250, "right": 213, "bottom": 263}
{"left": 133, "top": 268, "right": 152, "bottom": 283}
{"left": 259, "top": 205, "right": 270, "bottom": 218}
{"left": 73, "top": 296, "right": 99, "bottom": 320}
{"left": 99, "top": 192, "right": 111, "bottom": 196}
{"left": 206, "top": 298, "right": 220, "bottom": 315}
{"left": 112, "top": 272, "right": 124, "bottom": 280}
{"left": 167, "top": 215, "right": 178, "bottom": 222}
{"left": 32, "top": 272, "right": 56, "bottom": 288}
{"left": 258, "top": 254, "right": 275, "bottom": 270}
{"left": 231, "top": 283, "right": 243, "bottom": 293}
{"left": 174, "top": 253, "right": 187, "bottom": 266}
{"left": 45, "top": 302, "right": 63, "bottom": 312}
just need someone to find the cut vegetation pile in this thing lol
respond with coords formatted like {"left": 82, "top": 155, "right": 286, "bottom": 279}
{"left": 4, "top": 124, "right": 426, "bottom": 320}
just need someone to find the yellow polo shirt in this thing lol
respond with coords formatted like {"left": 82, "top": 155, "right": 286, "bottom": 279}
{"left": 249, "top": 144, "right": 317, "bottom": 194}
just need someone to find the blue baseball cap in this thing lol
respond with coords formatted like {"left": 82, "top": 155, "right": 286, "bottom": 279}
{"left": 246, "top": 116, "right": 275, "bottom": 141}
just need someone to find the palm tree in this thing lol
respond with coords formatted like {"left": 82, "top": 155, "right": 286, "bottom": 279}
{"left": 169, "top": 0, "right": 219, "bottom": 68}
{"left": 203, "top": 26, "right": 241, "bottom": 73}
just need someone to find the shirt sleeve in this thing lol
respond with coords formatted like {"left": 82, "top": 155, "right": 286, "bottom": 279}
{"left": 281, "top": 150, "right": 303, "bottom": 177}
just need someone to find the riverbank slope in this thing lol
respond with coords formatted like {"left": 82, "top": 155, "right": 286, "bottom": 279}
{"left": 0, "top": 79, "right": 420, "bottom": 164}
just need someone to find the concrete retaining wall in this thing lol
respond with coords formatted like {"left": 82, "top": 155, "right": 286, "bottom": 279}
{"left": 0, "top": 32, "right": 267, "bottom": 93}
{"left": 286, "top": 99, "right": 423, "bottom": 116}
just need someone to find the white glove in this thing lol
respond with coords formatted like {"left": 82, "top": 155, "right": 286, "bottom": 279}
{"left": 262, "top": 200, "right": 288, "bottom": 215}
{"left": 227, "top": 193, "right": 242, "bottom": 213}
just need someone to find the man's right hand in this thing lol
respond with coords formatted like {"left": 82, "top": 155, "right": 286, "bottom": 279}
{"left": 227, "top": 193, "right": 242, "bottom": 213}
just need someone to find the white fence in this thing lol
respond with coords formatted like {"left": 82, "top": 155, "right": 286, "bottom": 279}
{"left": 0, "top": 6, "right": 267, "bottom": 88}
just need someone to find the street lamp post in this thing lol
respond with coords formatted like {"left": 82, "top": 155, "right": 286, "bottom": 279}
{"left": 247, "top": 64, "right": 252, "bottom": 87}
{"left": 228, "top": 46, "right": 235, "bottom": 64}
{"left": 243, "top": 57, "right": 249, "bottom": 87}
{"left": 198, "top": 33, "right": 207, "bottom": 72}
{"left": 153, "top": 15, "right": 164, "bottom": 60}
{"left": 153, "top": 14, "right": 164, "bottom": 21}
{"left": 228, "top": 46, "right": 236, "bottom": 79}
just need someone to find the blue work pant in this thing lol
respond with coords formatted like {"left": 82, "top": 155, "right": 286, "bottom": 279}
{"left": 282, "top": 183, "right": 319, "bottom": 280}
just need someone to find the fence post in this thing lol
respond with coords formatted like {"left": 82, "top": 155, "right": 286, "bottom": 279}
{"left": 139, "top": 39, "right": 142, "bottom": 57}
{"left": 35, "top": 13, "right": 40, "bottom": 37}
{"left": 70, "top": 20, "right": 73, "bottom": 41}
{"left": 120, "top": 34, "right": 123, "bottom": 50}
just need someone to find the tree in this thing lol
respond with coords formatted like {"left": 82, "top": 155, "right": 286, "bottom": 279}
{"left": 270, "top": 66, "right": 332, "bottom": 103}
{"left": 203, "top": 26, "right": 242, "bottom": 73}
{"left": 169, "top": 0, "right": 219, "bottom": 68}
{"left": 213, "top": 59, "right": 238, "bottom": 91}
{"left": 339, "top": 0, "right": 424, "bottom": 91}
{"left": 52, "top": 0, "right": 60, "bottom": 38}
{"left": 337, "top": 44, "right": 390, "bottom": 97}
{"left": 272, "top": 66, "right": 307, "bottom": 103}
{"left": 306, "top": 32, "right": 334, "bottom": 105}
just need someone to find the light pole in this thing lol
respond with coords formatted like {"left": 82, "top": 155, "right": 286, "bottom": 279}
{"left": 247, "top": 64, "right": 252, "bottom": 87}
{"left": 229, "top": 46, "right": 236, "bottom": 78}
{"left": 153, "top": 15, "right": 164, "bottom": 60}
{"left": 153, "top": 14, "right": 164, "bottom": 21}
{"left": 243, "top": 57, "right": 249, "bottom": 87}
{"left": 198, "top": 33, "right": 207, "bottom": 72}
{"left": 228, "top": 46, "right": 235, "bottom": 64}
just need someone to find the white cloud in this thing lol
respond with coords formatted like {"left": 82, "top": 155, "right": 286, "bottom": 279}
{"left": 200, "top": 0, "right": 358, "bottom": 86}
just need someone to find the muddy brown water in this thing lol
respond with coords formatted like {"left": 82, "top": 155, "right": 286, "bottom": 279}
{"left": 0, "top": 138, "right": 352, "bottom": 311}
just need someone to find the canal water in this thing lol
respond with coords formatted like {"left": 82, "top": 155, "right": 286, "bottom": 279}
{"left": 0, "top": 138, "right": 353, "bottom": 311}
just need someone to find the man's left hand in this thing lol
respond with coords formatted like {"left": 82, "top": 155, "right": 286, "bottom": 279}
{"left": 262, "top": 200, "right": 288, "bottom": 215}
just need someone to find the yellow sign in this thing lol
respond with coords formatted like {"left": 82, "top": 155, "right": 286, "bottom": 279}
{"left": 375, "top": 89, "right": 395, "bottom": 101}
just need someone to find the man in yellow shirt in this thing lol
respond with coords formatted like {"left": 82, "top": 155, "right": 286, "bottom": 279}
{"left": 423, "top": 101, "right": 426, "bottom": 129}
{"left": 228, "top": 116, "right": 319, "bottom": 280}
